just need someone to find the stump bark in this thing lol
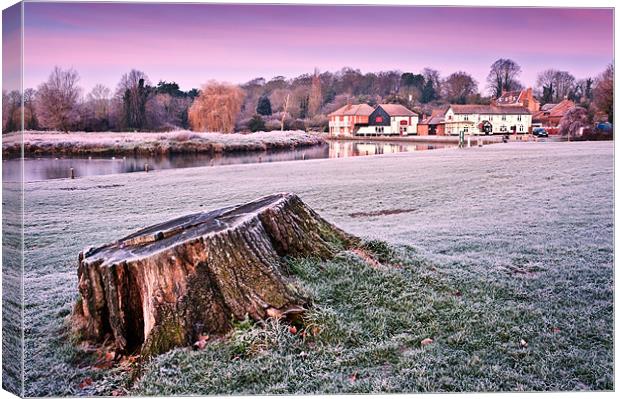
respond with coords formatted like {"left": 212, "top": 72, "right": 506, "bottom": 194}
{"left": 72, "top": 193, "right": 357, "bottom": 356}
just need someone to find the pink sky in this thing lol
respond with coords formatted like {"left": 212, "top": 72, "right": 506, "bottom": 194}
{"left": 16, "top": 3, "right": 614, "bottom": 94}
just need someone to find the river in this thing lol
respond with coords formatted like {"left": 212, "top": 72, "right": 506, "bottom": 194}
{"left": 3, "top": 140, "right": 454, "bottom": 182}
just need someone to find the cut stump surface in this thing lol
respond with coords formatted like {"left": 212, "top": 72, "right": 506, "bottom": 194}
{"left": 72, "top": 193, "right": 357, "bottom": 356}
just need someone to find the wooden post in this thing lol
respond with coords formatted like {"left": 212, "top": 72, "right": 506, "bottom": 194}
{"left": 144, "top": 163, "right": 149, "bottom": 173}
{"left": 70, "top": 168, "right": 75, "bottom": 179}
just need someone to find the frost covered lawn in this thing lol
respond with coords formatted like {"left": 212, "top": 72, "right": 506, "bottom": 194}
{"left": 21, "top": 141, "right": 613, "bottom": 395}
{"left": 2, "top": 130, "right": 324, "bottom": 156}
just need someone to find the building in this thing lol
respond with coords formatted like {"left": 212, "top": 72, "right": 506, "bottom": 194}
{"left": 328, "top": 103, "right": 375, "bottom": 136}
{"left": 356, "top": 104, "right": 419, "bottom": 135}
{"left": 444, "top": 104, "right": 532, "bottom": 135}
{"left": 494, "top": 87, "right": 540, "bottom": 113}
{"left": 417, "top": 114, "right": 446, "bottom": 136}
{"left": 532, "top": 99, "right": 575, "bottom": 128}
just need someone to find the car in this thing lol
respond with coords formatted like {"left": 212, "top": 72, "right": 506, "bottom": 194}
{"left": 532, "top": 128, "right": 548, "bottom": 138}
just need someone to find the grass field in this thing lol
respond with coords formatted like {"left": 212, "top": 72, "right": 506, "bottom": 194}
{"left": 18, "top": 141, "right": 613, "bottom": 395}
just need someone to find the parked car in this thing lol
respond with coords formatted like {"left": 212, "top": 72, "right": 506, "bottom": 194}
{"left": 532, "top": 128, "right": 548, "bottom": 138}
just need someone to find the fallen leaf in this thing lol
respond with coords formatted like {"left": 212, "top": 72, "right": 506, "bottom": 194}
{"left": 552, "top": 327, "right": 560, "bottom": 334}
{"left": 349, "top": 372, "right": 358, "bottom": 383}
{"left": 421, "top": 338, "right": 434, "bottom": 347}
{"left": 79, "top": 377, "right": 93, "bottom": 389}
{"left": 454, "top": 291, "right": 462, "bottom": 297}
{"left": 111, "top": 389, "right": 124, "bottom": 396}
{"left": 289, "top": 325, "right": 298, "bottom": 335}
{"left": 198, "top": 334, "right": 210, "bottom": 342}
{"left": 105, "top": 351, "right": 116, "bottom": 361}
{"left": 266, "top": 307, "right": 283, "bottom": 319}
{"left": 194, "top": 340, "right": 208, "bottom": 350}
{"left": 520, "top": 339, "right": 528, "bottom": 348}
{"left": 299, "top": 351, "right": 307, "bottom": 358}
{"left": 311, "top": 326, "right": 321, "bottom": 336}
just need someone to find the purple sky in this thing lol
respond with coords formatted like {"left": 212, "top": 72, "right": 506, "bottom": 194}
{"left": 19, "top": 3, "right": 613, "bottom": 94}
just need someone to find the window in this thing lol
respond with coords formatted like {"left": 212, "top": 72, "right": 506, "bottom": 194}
{"left": 376, "top": 116, "right": 383, "bottom": 123}
{"left": 501, "top": 115, "right": 506, "bottom": 121}
{"left": 464, "top": 115, "right": 469, "bottom": 121}
{"left": 448, "top": 115, "right": 453, "bottom": 121}
{"left": 464, "top": 126, "right": 469, "bottom": 133}
{"left": 375, "top": 126, "right": 384, "bottom": 133}
{"left": 517, "top": 115, "right": 522, "bottom": 121}
{"left": 519, "top": 125, "right": 524, "bottom": 132}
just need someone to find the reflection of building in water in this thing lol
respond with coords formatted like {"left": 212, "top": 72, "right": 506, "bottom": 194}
{"left": 329, "top": 141, "right": 356, "bottom": 158}
{"left": 357, "top": 143, "right": 378, "bottom": 155}
{"left": 382, "top": 144, "right": 402, "bottom": 154}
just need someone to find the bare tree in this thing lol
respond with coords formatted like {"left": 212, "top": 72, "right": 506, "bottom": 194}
{"left": 269, "top": 88, "right": 293, "bottom": 113}
{"left": 442, "top": 72, "right": 478, "bottom": 104}
{"left": 2, "top": 90, "right": 21, "bottom": 132}
{"left": 593, "top": 64, "right": 613, "bottom": 124}
{"left": 554, "top": 71, "right": 576, "bottom": 102}
{"left": 535, "top": 69, "right": 575, "bottom": 103}
{"left": 23, "top": 88, "right": 38, "bottom": 130}
{"left": 535, "top": 69, "right": 558, "bottom": 103}
{"left": 85, "top": 84, "right": 112, "bottom": 128}
{"left": 188, "top": 81, "right": 245, "bottom": 133}
{"left": 35, "top": 66, "right": 81, "bottom": 132}
{"left": 308, "top": 68, "right": 322, "bottom": 117}
{"left": 559, "top": 106, "right": 590, "bottom": 140}
{"left": 116, "top": 69, "right": 151, "bottom": 130}
{"left": 487, "top": 59, "right": 522, "bottom": 97}
{"left": 280, "top": 93, "right": 290, "bottom": 131}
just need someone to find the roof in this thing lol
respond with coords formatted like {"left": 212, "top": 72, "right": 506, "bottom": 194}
{"left": 496, "top": 90, "right": 523, "bottom": 105}
{"left": 328, "top": 104, "right": 374, "bottom": 117}
{"left": 533, "top": 99, "right": 575, "bottom": 120}
{"left": 448, "top": 104, "right": 531, "bottom": 115}
{"left": 540, "top": 103, "right": 557, "bottom": 111}
{"left": 377, "top": 103, "right": 417, "bottom": 116}
{"left": 419, "top": 115, "right": 445, "bottom": 125}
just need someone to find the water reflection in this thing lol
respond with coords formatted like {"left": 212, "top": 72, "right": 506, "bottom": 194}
{"left": 3, "top": 140, "right": 451, "bottom": 182}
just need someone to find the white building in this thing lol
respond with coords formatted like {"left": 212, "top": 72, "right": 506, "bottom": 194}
{"left": 444, "top": 104, "right": 532, "bottom": 135}
{"left": 356, "top": 104, "right": 419, "bottom": 136}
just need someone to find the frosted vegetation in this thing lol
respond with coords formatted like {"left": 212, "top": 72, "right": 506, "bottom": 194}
{"left": 2, "top": 130, "right": 324, "bottom": 156}
{"left": 20, "top": 141, "right": 612, "bottom": 395}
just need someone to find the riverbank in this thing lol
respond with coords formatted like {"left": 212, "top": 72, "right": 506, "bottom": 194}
{"left": 2, "top": 130, "right": 325, "bottom": 157}
{"left": 20, "top": 141, "right": 613, "bottom": 395}
{"left": 325, "top": 133, "right": 533, "bottom": 144}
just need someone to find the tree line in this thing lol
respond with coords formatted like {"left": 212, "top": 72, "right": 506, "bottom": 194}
{"left": 2, "top": 59, "right": 613, "bottom": 134}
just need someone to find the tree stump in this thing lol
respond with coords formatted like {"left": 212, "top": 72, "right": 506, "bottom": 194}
{"left": 71, "top": 193, "right": 357, "bottom": 357}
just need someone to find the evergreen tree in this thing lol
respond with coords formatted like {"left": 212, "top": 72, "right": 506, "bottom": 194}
{"left": 542, "top": 84, "right": 554, "bottom": 104}
{"left": 248, "top": 114, "right": 266, "bottom": 132}
{"left": 256, "top": 95, "right": 272, "bottom": 116}
{"left": 421, "top": 79, "right": 437, "bottom": 103}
